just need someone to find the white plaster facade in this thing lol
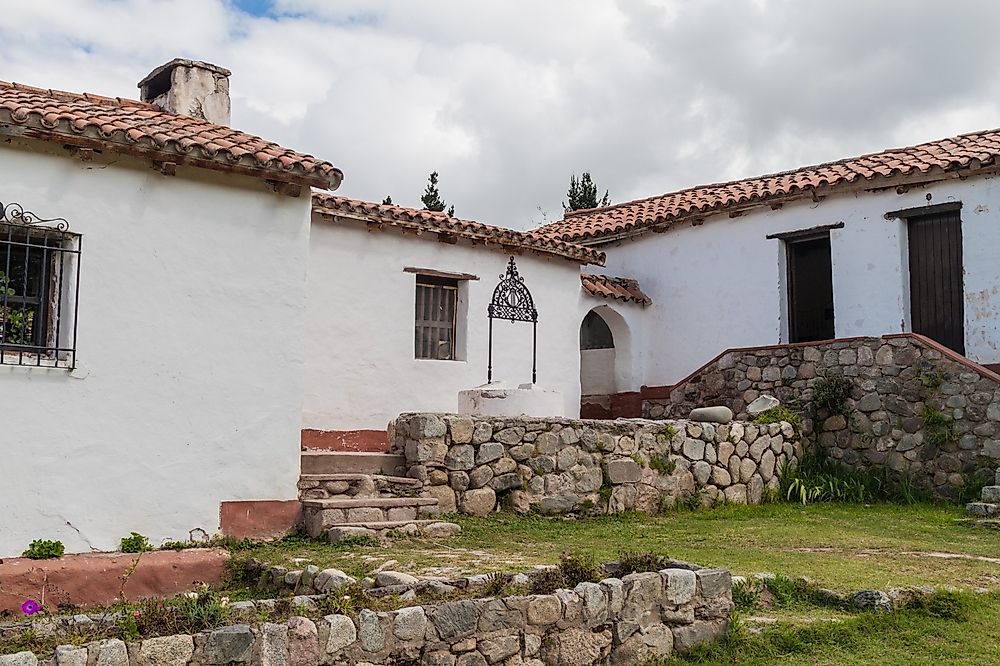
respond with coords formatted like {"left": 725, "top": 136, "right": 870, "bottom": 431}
{"left": 0, "top": 139, "right": 309, "bottom": 557}
{"left": 304, "top": 218, "right": 587, "bottom": 432}
{"left": 594, "top": 174, "right": 1000, "bottom": 388}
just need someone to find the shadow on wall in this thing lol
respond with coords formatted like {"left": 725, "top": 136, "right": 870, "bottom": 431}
{"left": 580, "top": 305, "right": 638, "bottom": 418}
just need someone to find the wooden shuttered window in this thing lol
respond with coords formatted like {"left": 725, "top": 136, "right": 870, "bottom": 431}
{"left": 415, "top": 275, "right": 459, "bottom": 360}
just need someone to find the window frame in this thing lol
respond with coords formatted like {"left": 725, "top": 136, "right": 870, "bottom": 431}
{"left": 0, "top": 217, "right": 81, "bottom": 369}
{"left": 414, "top": 274, "right": 461, "bottom": 361}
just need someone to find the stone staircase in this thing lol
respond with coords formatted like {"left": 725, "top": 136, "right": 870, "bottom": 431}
{"left": 298, "top": 450, "right": 460, "bottom": 542}
{"left": 965, "top": 468, "right": 1000, "bottom": 527}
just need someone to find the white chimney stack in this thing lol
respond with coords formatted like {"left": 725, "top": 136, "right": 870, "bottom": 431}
{"left": 138, "top": 59, "right": 232, "bottom": 126}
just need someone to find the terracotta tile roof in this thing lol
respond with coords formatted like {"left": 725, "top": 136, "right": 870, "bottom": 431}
{"left": 539, "top": 127, "right": 1000, "bottom": 242}
{"left": 0, "top": 81, "right": 341, "bottom": 189}
{"left": 581, "top": 273, "right": 651, "bottom": 305}
{"left": 312, "top": 193, "right": 605, "bottom": 265}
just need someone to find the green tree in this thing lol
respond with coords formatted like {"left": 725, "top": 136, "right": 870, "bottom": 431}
{"left": 563, "top": 172, "right": 610, "bottom": 211}
{"left": 421, "top": 171, "right": 455, "bottom": 216}
{"left": 382, "top": 195, "right": 393, "bottom": 205}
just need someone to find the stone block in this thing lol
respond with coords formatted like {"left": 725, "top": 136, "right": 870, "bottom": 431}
{"left": 607, "top": 458, "right": 642, "bottom": 483}
{"left": 287, "top": 617, "right": 319, "bottom": 666}
{"left": 981, "top": 486, "right": 1000, "bottom": 502}
{"left": 445, "top": 445, "right": 476, "bottom": 471}
{"left": 357, "top": 609, "right": 385, "bottom": 652}
{"left": 672, "top": 620, "right": 727, "bottom": 653}
{"left": 476, "top": 443, "right": 505, "bottom": 465}
{"left": 137, "top": 635, "right": 194, "bottom": 666}
{"left": 393, "top": 606, "right": 426, "bottom": 641}
{"left": 527, "top": 595, "right": 562, "bottom": 626}
{"left": 724, "top": 484, "right": 747, "bottom": 504}
{"left": 460, "top": 487, "right": 496, "bottom": 516}
{"left": 688, "top": 406, "right": 733, "bottom": 423}
{"left": 433, "top": 600, "right": 481, "bottom": 640}
{"left": 323, "top": 615, "right": 356, "bottom": 654}
{"left": 0, "top": 654, "right": 37, "bottom": 666}
{"left": 478, "top": 635, "right": 520, "bottom": 664}
{"left": 540, "top": 627, "right": 612, "bottom": 666}
{"left": 448, "top": 417, "right": 475, "bottom": 444}
{"left": 95, "top": 640, "right": 129, "bottom": 666}
{"left": 696, "top": 569, "right": 732, "bottom": 598}
{"left": 682, "top": 438, "right": 706, "bottom": 460}
{"left": 55, "top": 646, "right": 87, "bottom": 666}
{"left": 204, "top": 625, "right": 254, "bottom": 664}
{"left": 662, "top": 568, "right": 697, "bottom": 604}
{"left": 489, "top": 472, "right": 522, "bottom": 493}
{"left": 472, "top": 422, "right": 493, "bottom": 444}
{"left": 409, "top": 415, "right": 447, "bottom": 439}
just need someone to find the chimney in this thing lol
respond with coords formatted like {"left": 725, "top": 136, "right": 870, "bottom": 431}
{"left": 138, "top": 59, "right": 232, "bottom": 126}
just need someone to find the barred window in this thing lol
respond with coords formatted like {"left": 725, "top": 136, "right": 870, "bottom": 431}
{"left": 0, "top": 206, "right": 81, "bottom": 368}
{"left": 415, "top": 275, "right": 459, "bottom": 360}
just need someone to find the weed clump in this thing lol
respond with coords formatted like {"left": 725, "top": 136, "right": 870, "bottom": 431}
{"left": 22, "top": 539, "right": 65, "bottom": 560}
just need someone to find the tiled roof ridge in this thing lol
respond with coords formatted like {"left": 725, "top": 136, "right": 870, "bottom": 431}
{"left": 581, "top": 273, "right": 651, "bottom": 305}
{"left": 4, "top": 80, "right": 157, "bottom": 110}
{"left": 0, "top": 80, "right": 341, "bottom": 189}
{"left": 542, "top": 126, "right": 1000, "bottom": 242}
{"left": 561, "top": 127, "right": 999, "bottom": 221}
{"left": 312, "top": 192, "right": 605, "bottom": 265}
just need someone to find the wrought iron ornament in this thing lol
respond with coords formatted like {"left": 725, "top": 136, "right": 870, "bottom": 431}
{"left": 0, "top": 201, "right": 70, "bottom": 231}
{"left": 487, "top": 257, "right": 539, "bottom": 384}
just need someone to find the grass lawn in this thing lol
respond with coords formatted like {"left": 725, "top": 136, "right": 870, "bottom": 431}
{"left": 239, "top": 503, "right": 1000, "bottom": 591}
{"left": 231, "top": 503, "right": 1000, "bottom": 665}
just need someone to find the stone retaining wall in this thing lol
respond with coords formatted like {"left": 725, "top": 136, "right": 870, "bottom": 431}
{"left": 0, "top": 563, "right": 733, "bottom": 666}
{"left": 392, "top": 414, "right": 802, "bottom": 514}
{"left": 644, "top": 334, "right": 1000, "bottom": 496}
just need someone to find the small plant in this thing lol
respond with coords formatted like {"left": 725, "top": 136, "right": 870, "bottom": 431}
{"left": 119, "top": 532, "right": 152, "bottom": 553}
{"left": 732, "top": 579, "right": 760, "bottom": 611}
{"left": 900, "top": 589, "right": 971, "bottom": 621}
{"left": 22, "top": 539, "right": 65, "bottom": 560}
{"left": 631, "top": 453, "right": 647, "bottom": 468}
{"left": 483, "top": 571, "right": 508, "bottom": 597}
{"left": 763, "top": 574, "right": 846, "bottom": 609}
{"left": 812, "top": 373, "right": 853, "bottom": 415}
{"left": 922, "top": 405, "right": 955, "bottom": 446}
{"left": 558, "top": 553, "right": 600, "bottom": 589}
{"left": 753, "top": 405, "right": 801, "bottom": 429}
{"left": 661, "top": 425, "right": 678, "bottom": 439}
{"left": 676, "top": 490, "right": 705, "bottom": 512}
{"left": 617, "top": 551, "right": 671, "bottom": 576}
{"left": 920, "top": 370, "right": 946, "bottom": 391}
{"left": 649, "top": 453, "right": 676, "bottom": 475}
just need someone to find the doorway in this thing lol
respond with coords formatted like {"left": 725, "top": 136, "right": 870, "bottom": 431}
{"left": 908, "top": 209, "right": 965, "bottom": 354}
{"left": 786, "top": 234, "right": 835, "bottom": 343}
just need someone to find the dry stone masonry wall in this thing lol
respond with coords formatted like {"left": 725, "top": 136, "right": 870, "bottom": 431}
{"left": 0, "top": 562, "right": 733, "bottom": 666}
{"left": 392, "top": 414, "right": 802, "bottom": 514}
{"left": 646, "top": 334, "right": 1000, "bottom": 497}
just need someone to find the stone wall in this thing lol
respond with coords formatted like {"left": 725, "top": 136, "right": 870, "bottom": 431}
{"left": 392, "top": 414, "right": 802, "bottom": 514}
{"left": 1, "top": 563, "right": 733, "bottom": 666}
{"left": 644, "top": 333, "right": 1000, "bottom": 497}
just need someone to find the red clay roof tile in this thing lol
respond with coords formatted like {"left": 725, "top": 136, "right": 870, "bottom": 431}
{"left": 312, "top": 193, "right": 605, "bottom": 265}
{"left": 538, "top": 127, "right": 1000, "bottom": 242}
{"left": 0, "top": 80, "right": 341, "bottom": 189}
{"left": 580, "top": 273, "right": 651, "bottom": 305}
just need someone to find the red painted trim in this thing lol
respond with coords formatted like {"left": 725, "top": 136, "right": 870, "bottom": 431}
{"left": 0, "top": 549, "right": 229, "bottom": 613}
{"left": 219, "top": 500, "right": 301, "bottom": 540}
{"left": 639, "top": 384, "right": 674, "bottom": 400}
{"left": 301, "top": 429, "right": 389, "bottom": 452}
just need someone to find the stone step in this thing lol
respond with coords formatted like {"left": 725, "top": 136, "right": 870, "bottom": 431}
{"left": 301, "top": 452, "right": 406, "bottom": 475}
{"left": 975, "top": 519, "right": 1000, "bottom": 529}
{"left": 302, "top": 497, "right": 441, "bottom": 536}
{"left": 297, "top": 473, "right": 422, "bottom": 501}
{"left": 327, "top": 521, "right": 462, "bottom": 543}
{"left": 980, "top": 486, "right": 1000, "bottom": 502}
{"left": 966, "top": 502, "right": 999, "bottom": 517}
{"left": 301, "top": 497, "right": 438, "bottom": 509}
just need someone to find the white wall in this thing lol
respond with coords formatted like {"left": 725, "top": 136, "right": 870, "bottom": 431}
{"left": 305, "top": 219, "right": 585, "bottom": 431}
{"left": 0, "top": 140, "right": 308, "bottom": 556}
{"left": 599, "top": 173, "right": 1000, "bottom": 386}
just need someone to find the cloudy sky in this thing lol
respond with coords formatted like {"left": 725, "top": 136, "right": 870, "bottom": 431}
{"left": 2, "top": 0, "right": 998, "bottom": 229}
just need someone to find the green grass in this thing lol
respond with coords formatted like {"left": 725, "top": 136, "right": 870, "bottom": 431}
{"left": 225, "top": 504, "right": 1000, "bottom": 664}
{"left": 236, "top": 504, "right": 1000, "bottom": 592}
{"left": 662, "top": 591, "right": 1000, "bottom": 665}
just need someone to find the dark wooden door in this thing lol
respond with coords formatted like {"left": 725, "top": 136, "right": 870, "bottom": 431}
{"left": 908, "top": 210, "right": 965, "bottom": 354}
{"left": 787, "top": 234, "right": 835, "bottom": 343}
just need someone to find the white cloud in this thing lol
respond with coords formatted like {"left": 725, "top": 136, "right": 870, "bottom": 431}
{"left": 1, "top": 0, "right": 999, "bottom": 229}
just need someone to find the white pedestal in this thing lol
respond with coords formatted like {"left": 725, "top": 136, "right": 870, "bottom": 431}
{"left": 458, "top": 381, "right": 565, "bottom": 418}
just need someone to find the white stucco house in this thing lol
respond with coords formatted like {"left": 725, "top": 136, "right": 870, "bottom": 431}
{"left": 537, "top": 129, "right": 1000, "bottom": 414}
{"left": 0, "top": 59, "right": 341, "bottom": 556}
{"left": 302, "top": 194, "right": 605, "bottom": 450}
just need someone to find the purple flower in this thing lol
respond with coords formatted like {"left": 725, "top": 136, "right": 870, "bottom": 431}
{"left": 21, "top": 599, "right": 41, "bottom": 616}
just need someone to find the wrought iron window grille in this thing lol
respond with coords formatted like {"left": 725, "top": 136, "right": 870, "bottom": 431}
{"left": 487, "top": 257, "right": 539, "bottom": 384}
{"left": 0, "top": 201, "right": 81, "bottom": 369}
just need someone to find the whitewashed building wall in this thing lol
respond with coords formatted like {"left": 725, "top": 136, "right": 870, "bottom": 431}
{"left": 305, "top": 218, "right": 587, "bottom": 432}
{"left": 0, "top": 140, "right": 309, "bottom": 556}
{"left": 597, "top": 173, "right": 1000, "bottom": 387}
